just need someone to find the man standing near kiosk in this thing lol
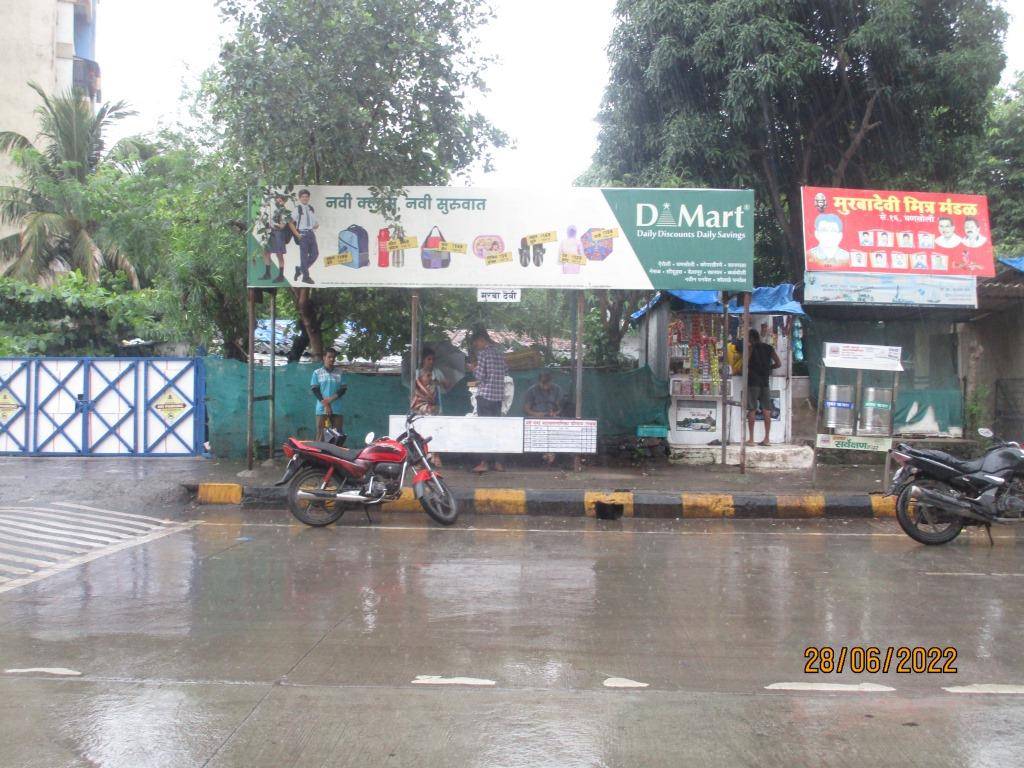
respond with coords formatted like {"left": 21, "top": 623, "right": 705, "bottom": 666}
{"left": 468, "top": 329, "right": 508, "bottom": 473}
{"left": 746, "top": 329, "right": 781, "bottom": 446}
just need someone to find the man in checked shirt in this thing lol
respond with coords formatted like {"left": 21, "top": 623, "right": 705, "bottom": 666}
{"left": 467, "top": 329, "right": 508, "bottom": 473}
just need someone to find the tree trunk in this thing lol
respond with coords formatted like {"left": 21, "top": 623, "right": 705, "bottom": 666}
{"left": 292, "top": 287, "right": 324, "bottom": 361}
{"left": 286, "top": 325, "right": 309, "bottom": 363}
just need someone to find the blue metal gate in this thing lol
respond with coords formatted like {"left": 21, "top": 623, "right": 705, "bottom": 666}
{"left": 0, "top": 358, "right": 205, "bottom": 456}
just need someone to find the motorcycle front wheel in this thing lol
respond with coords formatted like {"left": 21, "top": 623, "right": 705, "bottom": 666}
{"left": 896, "top": 478, "right": 964, "bottom": 545}
{"left": 419, "top": 476, "right": 459, "bottom": 526}
{"left": 288, "top": 467, "right": 346, "bottom": 526}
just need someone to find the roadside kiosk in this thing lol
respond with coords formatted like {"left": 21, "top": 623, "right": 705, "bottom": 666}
{"left": 810, "top": 342, "right": 903, "bottom": 482}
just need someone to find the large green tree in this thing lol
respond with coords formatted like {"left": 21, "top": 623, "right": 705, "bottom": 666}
{"left": 207, "top": 0, "right": 507, "bottom": 360}
{"left": 962, "top": 73, "right": 1024, "bottom": 256}
{"left": 588, "top": 0, "right": 1008, "bottom": 280}
{"left": 0, "top": 84, "right": 143, "bottom": 286}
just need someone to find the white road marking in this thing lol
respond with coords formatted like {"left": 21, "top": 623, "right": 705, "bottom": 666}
{"left": 52, "top": 502, "right": 172, "bottom": 525}
{"left": 0, "top": 510, "right": 134, "bottom": 539}
{"left": 0, "top": 517, "right": 120, "bottom": 545}
{"left": 14, "top": 507, "right": 157, "bottom": 534}
{"left": 0, "top": 502, "right": 197, "bottom": 595}
{"left": 942, "top": 684, "right": 1024, "bottom": 694}
{"left": 0, "top": 550, "right": 54, "bottom": 567}
{"left": 411, "top": 675, "right": 496, "bottom": 687}
{"left": 197, "top": 521, "right": 909, "bottom": 537}
{"left": 0, "top": 540, "right": 61, "bottom": 560}
{"left": 925, "top": 572, "right": 1024, "bottom": 578}
{"left": 0, "top": 562, "right": 33, "bottom": 576}
{"left": 4, "top": 668, "right": 82, "bottom": 676}
{"left": 0, "top": 531, "right": 89, "bottom": 553}
{"left": 603, "top": 677, "right": 649, "bottom": 689}
{"left": 0, "top": 521, "right": 198, "bottom": 595}
{"left": 765, "top": 682, "right": 895, "bottom": 693}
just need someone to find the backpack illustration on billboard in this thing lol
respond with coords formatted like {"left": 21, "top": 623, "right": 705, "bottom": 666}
{"left": 421, "top": 225, "right": 451, "bottom": 269}
{"left": 582, "top": 228, "right": 614, "bottom": 261}
{"left": 337, "top": 225, "right": 370, "bottom": 268}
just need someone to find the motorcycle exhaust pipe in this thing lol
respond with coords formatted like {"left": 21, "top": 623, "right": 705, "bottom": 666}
{"left": 908, "top": 486, "right": 988, "bottom": 522}
{"left": 295, "top": 489, "right": 371, "bottom": 504}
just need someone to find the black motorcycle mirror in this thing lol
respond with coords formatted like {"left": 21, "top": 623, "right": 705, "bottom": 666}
{"left": 978, "top": 427, "right": 994, "bottom": 439}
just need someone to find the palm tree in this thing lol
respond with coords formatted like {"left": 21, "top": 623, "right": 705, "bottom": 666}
{"left": 0, "top": 83, "right": 141, "bottom": 287}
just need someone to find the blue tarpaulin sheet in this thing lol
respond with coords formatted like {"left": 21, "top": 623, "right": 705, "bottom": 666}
{"left": 998, "top": 256, "right": 1024, "bottom": 273}
{"left": 631, "top": 284, "right": 805, "bottom": 321}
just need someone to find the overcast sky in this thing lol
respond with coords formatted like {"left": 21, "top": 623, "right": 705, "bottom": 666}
{"left": 97, "top": 0, "right": 1024, "bottom": 188}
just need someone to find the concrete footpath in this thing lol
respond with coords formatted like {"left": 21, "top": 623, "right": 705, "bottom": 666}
{"left": 190, "top": 456, "right": 896, "bottom": 520}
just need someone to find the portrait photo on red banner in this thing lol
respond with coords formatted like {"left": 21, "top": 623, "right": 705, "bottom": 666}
{"left": 801, "top": 186, "right": 995, "bottom": 278}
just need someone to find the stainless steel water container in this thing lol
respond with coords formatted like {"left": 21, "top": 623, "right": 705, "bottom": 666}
{"left": 859, "top": 387, "right": 893, "bottom": 435}
{"left": 824, "top": 385, "right": 856, "bottom": 431}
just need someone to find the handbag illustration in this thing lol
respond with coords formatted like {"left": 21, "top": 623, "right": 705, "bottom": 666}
{"left": 582, "top": 228, "right": 614, "bottom": 261}
{"left": 337, "top": 225, "right": 370, "bottom": 268}
{"left": 421, "top": 225, "right": 451, "bottom": 269}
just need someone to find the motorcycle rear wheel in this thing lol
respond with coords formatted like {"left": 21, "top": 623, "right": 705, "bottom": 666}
{"left": 288, "top": 467, "right": 346, "bottom": 527}
{"left": 896, "top": 478, "right": 964, "bottom": 545}
{"left": 419, "top": 476, "right": 458, "bottom": 526}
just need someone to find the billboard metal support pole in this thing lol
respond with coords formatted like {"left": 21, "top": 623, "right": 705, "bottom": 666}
{"left": 739, "top": 292, "right": 751, "bottom": 474}
{"left": 410, "top": 290, "right": 420, "bottom": 407}
{"left": 721, "top": 294, "right": 729, "bottom": 466}
{"left": 574, "top": 290, "right": 585, "bottom": 473}
{"left": 268, "top": 289, "right": 277, "bottom": 461}
{"left": 884, "top": 371, "right": 901, "bottom": 485}
{"left": 246, "top": 288, "right": 256, "bottom": 470}
{"left": 811, "top": 361, "right": 826, "bottom": 483}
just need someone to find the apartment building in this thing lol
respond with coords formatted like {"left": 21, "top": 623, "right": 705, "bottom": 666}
{"left": 0, "top": 0, "right": 100, "bottom": 187}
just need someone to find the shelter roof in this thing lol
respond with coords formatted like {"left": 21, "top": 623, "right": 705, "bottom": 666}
{"left": 630, "top": 284, "right": 805, "bottom": 322}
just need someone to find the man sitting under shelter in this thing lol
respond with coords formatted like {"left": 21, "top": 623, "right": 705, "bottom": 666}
{"left": 524, "top": 371, "right": 564, "bottom": 466}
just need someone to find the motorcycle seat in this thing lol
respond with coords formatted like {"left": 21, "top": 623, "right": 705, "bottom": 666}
{"left": 907, "top": 447, "right": 984, "bottom": 474}
{"left": 306, "top": 441, "right": 362, "bottom": 462}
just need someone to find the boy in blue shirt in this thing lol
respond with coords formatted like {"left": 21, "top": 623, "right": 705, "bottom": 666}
{"left": 310, "top": 348, "right": 347, "bottom": 440}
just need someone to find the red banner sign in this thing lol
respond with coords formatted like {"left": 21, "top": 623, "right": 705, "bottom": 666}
{"left": 801, "top": 186, "right": 994, "bottom": 277}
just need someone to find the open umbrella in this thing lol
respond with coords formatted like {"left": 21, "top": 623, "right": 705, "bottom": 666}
{"left": 402, "top": 340, "right": 467, "bottom": 388}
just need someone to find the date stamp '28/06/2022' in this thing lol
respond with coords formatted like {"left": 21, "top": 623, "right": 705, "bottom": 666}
{"left": 804, "top": 646, "right": 958, "bottom": 674}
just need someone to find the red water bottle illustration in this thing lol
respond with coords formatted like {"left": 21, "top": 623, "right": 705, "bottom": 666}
{"left": 377, "top": 228, "right": 390, "bottom": 268}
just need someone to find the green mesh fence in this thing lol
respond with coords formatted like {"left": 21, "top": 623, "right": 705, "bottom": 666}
{"left": 205, "top": 359, "right": 669, "bottom": 458}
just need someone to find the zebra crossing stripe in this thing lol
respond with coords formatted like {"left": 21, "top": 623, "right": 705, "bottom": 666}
{"left": 0, "top": 518, "right": 118, "bottom": 546}
{"left": 0, "top": 562, "right": 33, "bottom": 576}
{"left": 0, "top": 509, "right": 143, "bottom": 537}
{"left": 0, "top": 541, "right": 61, "bottom": 561}
{"left": 0, "top": 531, "right": 89, "bottom": 554}
{"left": 8, "top": 507, "right": 157, "bottom": 535}
{"left": 0, "top": 550, "right": 54, "bottom": 568}
{"left": 0, "top": 514, "right": 125, "bottom": 543}
{"left": 51, "top": 502, "right": 171, "bottom": 525}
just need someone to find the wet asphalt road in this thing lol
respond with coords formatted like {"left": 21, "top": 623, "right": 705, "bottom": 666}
{"left": 1, "top": 494, "right": 1023, "bottom": 766}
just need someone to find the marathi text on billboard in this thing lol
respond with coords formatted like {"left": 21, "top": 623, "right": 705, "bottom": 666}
{"left": 247, "top": 186, "right": 754, "bottom": 291}
{"left": 801, "top": 186, "right": 994, "bottom": 278}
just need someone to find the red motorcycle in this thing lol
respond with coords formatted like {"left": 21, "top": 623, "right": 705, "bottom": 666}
{"left": 276, "top": 414, "right": 458, "bottom": 526}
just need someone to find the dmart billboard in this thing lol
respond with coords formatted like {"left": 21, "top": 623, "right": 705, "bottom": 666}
{"left": 247, "top": 186, "right": 754, "bottom": 291}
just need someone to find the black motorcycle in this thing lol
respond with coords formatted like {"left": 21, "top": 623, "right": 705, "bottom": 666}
{"left": 887, "top": 428, "right": 1024, "bottom": 545}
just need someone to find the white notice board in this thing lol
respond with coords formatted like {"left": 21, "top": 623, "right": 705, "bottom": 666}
{"left": 523, "top": 419, "right": 598, "bottom": 454}
{"left": 388, "top": 415, "right": 524, "bottom": 453}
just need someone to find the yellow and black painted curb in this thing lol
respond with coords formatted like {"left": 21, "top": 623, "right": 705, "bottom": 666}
{"left": 194, "top": 482, "right": 896, "bottom": 519}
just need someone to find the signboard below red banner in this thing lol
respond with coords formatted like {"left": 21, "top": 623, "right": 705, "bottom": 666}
{"left": 805, "top": 272, "right": 977, "bottom": 308}
{"left": 801, "top": 186, "right": 994, "bottom": 277}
